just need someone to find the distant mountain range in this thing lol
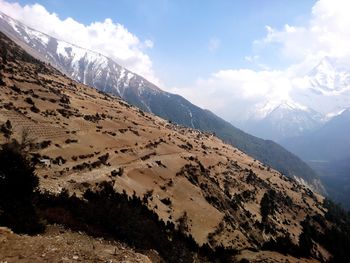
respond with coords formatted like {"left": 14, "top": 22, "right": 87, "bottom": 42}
{"left": 0, "top": 11, "right": 324, "bottom": 193}
{"left": 238, "top": 55, "right": 350, "bottom": 208}
{"left": 280, "top": 109, "right": 350, "bottom": 208}
{"left": 307, "top": 57, "right": 350, "bottom": 101}
{"left": 236, "top": 56, "right": 350, "bottom": 142}
{"left": 319, "top": 157, "right": 350, "bottom": 210}
{"left": 281, "top": 109, "right": 350, "bottom": 162}
{"left": 254, "top": 57, "right": 350, "bottom": 209}
{"left": 240, "top": 100, "right": 324, "bottom": 141}
{"left": 237, "top": 56, "right": 350, "bottom": 209}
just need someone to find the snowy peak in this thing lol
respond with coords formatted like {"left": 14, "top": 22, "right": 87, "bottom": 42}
{"left": 253, "top": 100, "right": 309, "bottom": 120}
{"left": 310, "top": 56, "right": 336, "bottom": 76}
{"left": 308, "top": 56, "right": 350, "bottom": 95}
{"left": 243, "top": 54, "right": 350, "bottom": 141}
{"left": 242, "top": 99, "right": 324, "bottom": 141}
{"left": 0, "top": 11, "right": 161, "bottom": 104}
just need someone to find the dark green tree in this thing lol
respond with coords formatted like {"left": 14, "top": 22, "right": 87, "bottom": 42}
{"left": 260, "top": 189, "right": 276, "bottom": 221}
{"left": 0, "top": 140, "right": 43, "bottom": 233}
{"left": 298, "top": 219, "right": 314, "bottom": 257}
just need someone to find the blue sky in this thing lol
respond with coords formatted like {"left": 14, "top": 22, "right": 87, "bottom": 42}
{"left": 8, "top": 0, "right": 316, "bottom": 86}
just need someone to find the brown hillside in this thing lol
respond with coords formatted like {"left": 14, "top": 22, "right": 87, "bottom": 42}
{"left": 0, "top": 32, "right": 335, "bottom": 262}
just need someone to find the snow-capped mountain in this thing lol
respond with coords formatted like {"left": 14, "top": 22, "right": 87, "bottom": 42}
{"left": 0, "top": 11, "right": 163, "bottom": 113}
{"left": 293, "top": 57, "right": 350, "bottom": 116}
{"left": 308, "top": 56, "right": 350, "bottom": 95}
{"left": 239, "top": 100, "right": 324, "bottom": 141}
{"left": 253, "top": 100, "right": 309, "bottom": 120}
{"left": 238, "top": 56, "right": 350, "bottom": 141}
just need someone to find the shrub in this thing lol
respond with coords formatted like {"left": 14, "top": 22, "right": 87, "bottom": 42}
{"left": 263, "top": 234, "right": 298, "bottom": 255}
{"left": 177, "top": 212, "right": 189, "bottom": 234}
{"left": 59, "top": 94, "right": 70, "bottom": 104}
{"left": 0, "top": 120, "right": 12, "bottom": 139}
{"left": 25, "top": 97, "right": 35, "bottom": 105}
{"left": 65, "top": 138, "right": 78, "bottom": 144}
{"left": 111, "top": 168, "right": 124, "bottom": 177}
{"left": 98, "top": 153, "right": 109, "bottom": 164}
{"left": 161, "top": 197, "right": 172, "bottom": 206}
{"left": 30, "top": 105, "right": 40, "bottom": 113}
{"left": 0, "top": 73, "right": 5, "bottom": 86}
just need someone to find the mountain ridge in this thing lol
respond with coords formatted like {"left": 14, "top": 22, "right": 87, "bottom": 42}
{"left": 234, "top": 56, "right": 350, "bottom": 142}
{"left": 281, "top": 109, "right": 350, "bottom": 161}
{"left": 240, "top": 100, "right": 324, "bottom": 141}
{"left": 2, "top": 30, "right": 349, "bottom": 262}
{"left": 0, "top": 11, "right": 325, "bottom": 193}
{"left": 281, "top": 109, "right": 350, "bottom": 209}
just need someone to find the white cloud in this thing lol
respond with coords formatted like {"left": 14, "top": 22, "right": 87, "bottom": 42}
{"left": 0, "top": 0, "right": 159, "bottom": 84}
{"left": 208, "top": 37, "right": 221, "bottom": 52}
{"left": 173, "top": 0, "right": 350, "bottom": 121}
{"left": 170, "top": 69, "right": 298, "bottom": 121}
{"left": 258, "top": 0, "right": 350, "bottom": 67}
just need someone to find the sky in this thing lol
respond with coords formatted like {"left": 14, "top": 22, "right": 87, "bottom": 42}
{"left": 1, "top": 0, "right": 350, "bottom": 121}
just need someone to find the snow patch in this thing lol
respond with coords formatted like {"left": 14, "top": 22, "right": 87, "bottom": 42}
{"left": 7, "top": 18, "right": 21, "bottom": 35}
{"left": 324, "top": 108, "right": 347, "bottom": 121}
{"left": 26, "top": 29, "right": 49, "bottom": 45}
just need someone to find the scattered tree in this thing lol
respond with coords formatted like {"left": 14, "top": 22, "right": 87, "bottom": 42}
{"left": 260, "top": 189, "right": 277, "bottom": 223}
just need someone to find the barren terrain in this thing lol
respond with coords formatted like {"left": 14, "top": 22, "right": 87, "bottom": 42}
{"left": 0, "top": 32, "right": 338, "bottom": 262}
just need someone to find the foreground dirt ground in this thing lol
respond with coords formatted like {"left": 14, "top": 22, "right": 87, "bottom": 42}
{"left": 0, "top": 225, "right": 154, "bottom": 263}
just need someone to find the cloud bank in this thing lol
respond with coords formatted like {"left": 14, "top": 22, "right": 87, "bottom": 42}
{"left": 0, "top": 0, "right": 159, "bottom": 84}
{"left": 259, "top": 0, "right": 350, "bottom": 63}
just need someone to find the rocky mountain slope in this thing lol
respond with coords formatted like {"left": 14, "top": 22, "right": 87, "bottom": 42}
{"left": 281, "top": 109, "right": 350, "bottom": 209}
{"left": 281, "top": 109, "right": 350, "bottom": 162}
{"left": 1, "top": 31, "right": 350, "bottom": 263}
{"left": 319, "top": 157, "right": 350, "bottom": 210}
{"left": 0, "top": 11, "right": 324, "bottom": 193}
